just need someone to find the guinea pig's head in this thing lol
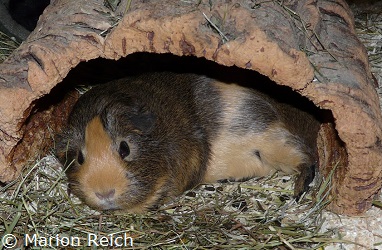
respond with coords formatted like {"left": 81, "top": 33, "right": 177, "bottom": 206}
{"left": 56, "top": 101, "right": 176, "bottom": 213}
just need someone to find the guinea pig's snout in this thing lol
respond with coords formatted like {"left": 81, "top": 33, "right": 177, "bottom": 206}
{"left": 95, "top": 189, "right": 116, "bottom": 201}
{"left": 81, "top": 170, "right": 129, "bottom": 210}
{"left": 93, "top": 188, "right": 118, "bottom": 210}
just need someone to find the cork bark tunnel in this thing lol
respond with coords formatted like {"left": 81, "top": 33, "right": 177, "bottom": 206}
{"left": 0, "top": 0, "right": 381, "bottom": 216}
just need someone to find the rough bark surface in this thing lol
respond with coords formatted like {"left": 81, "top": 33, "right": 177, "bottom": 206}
{"left": 0, "top": 0, "right": 380, "bottom": 215}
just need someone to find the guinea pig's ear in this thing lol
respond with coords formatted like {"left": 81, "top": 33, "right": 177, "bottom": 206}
{"left": 129, "top": 112, "right": 156, "bottom": 134}
{"left": 102, "top": 101, "right": 156, "bottom": 135}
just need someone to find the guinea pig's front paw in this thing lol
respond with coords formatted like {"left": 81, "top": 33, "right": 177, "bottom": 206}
{"left": 293, "top": 163, "right": 317, "bottom": 200}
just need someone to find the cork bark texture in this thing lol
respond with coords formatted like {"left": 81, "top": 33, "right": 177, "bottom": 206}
{"left": 0, "top": 0, "right": 381, "bottom": 216}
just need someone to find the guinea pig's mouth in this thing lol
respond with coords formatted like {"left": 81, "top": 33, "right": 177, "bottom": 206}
{"left": 90, "top": 194, "right": 160, "bottom": 213}
{"left": 94, "top": 197, "right": 120, "bottom": 211}
{"left": 68, "top": 181, "right": 125, "bottom": 211}
{"left": 82, "top": 193, "right": 124, "bottom": 211}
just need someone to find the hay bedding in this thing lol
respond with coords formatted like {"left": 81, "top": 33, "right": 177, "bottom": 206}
{"left": 0, "top": 1, "right": 382, "bottom": 249}
{"left": 1, "top": 155, "right": 338, "bottom": 249}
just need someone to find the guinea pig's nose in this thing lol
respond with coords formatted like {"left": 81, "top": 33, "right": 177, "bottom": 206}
{"left": 95, "top": 189, "right": 115, "bottom": 201}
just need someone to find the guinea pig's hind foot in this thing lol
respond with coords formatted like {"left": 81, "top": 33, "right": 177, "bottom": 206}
{"left": 293, "top": 163, "right": 316, "bottom": 200}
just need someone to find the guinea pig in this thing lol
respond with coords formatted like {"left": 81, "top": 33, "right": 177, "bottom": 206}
{"left": 55, "top": 71, "right": 320, "bottom": 213}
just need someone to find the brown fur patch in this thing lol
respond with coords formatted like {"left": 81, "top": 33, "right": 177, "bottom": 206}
{"left": 73, "top": 116, "right": 129, "bottom": 209}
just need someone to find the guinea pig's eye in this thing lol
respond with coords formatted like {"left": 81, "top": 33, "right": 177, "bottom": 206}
{"left": 118, "top": 141, "right": 130, "bottom": 159}
{"left": 77, "top": 150, "right": 84, "bottom": 165}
